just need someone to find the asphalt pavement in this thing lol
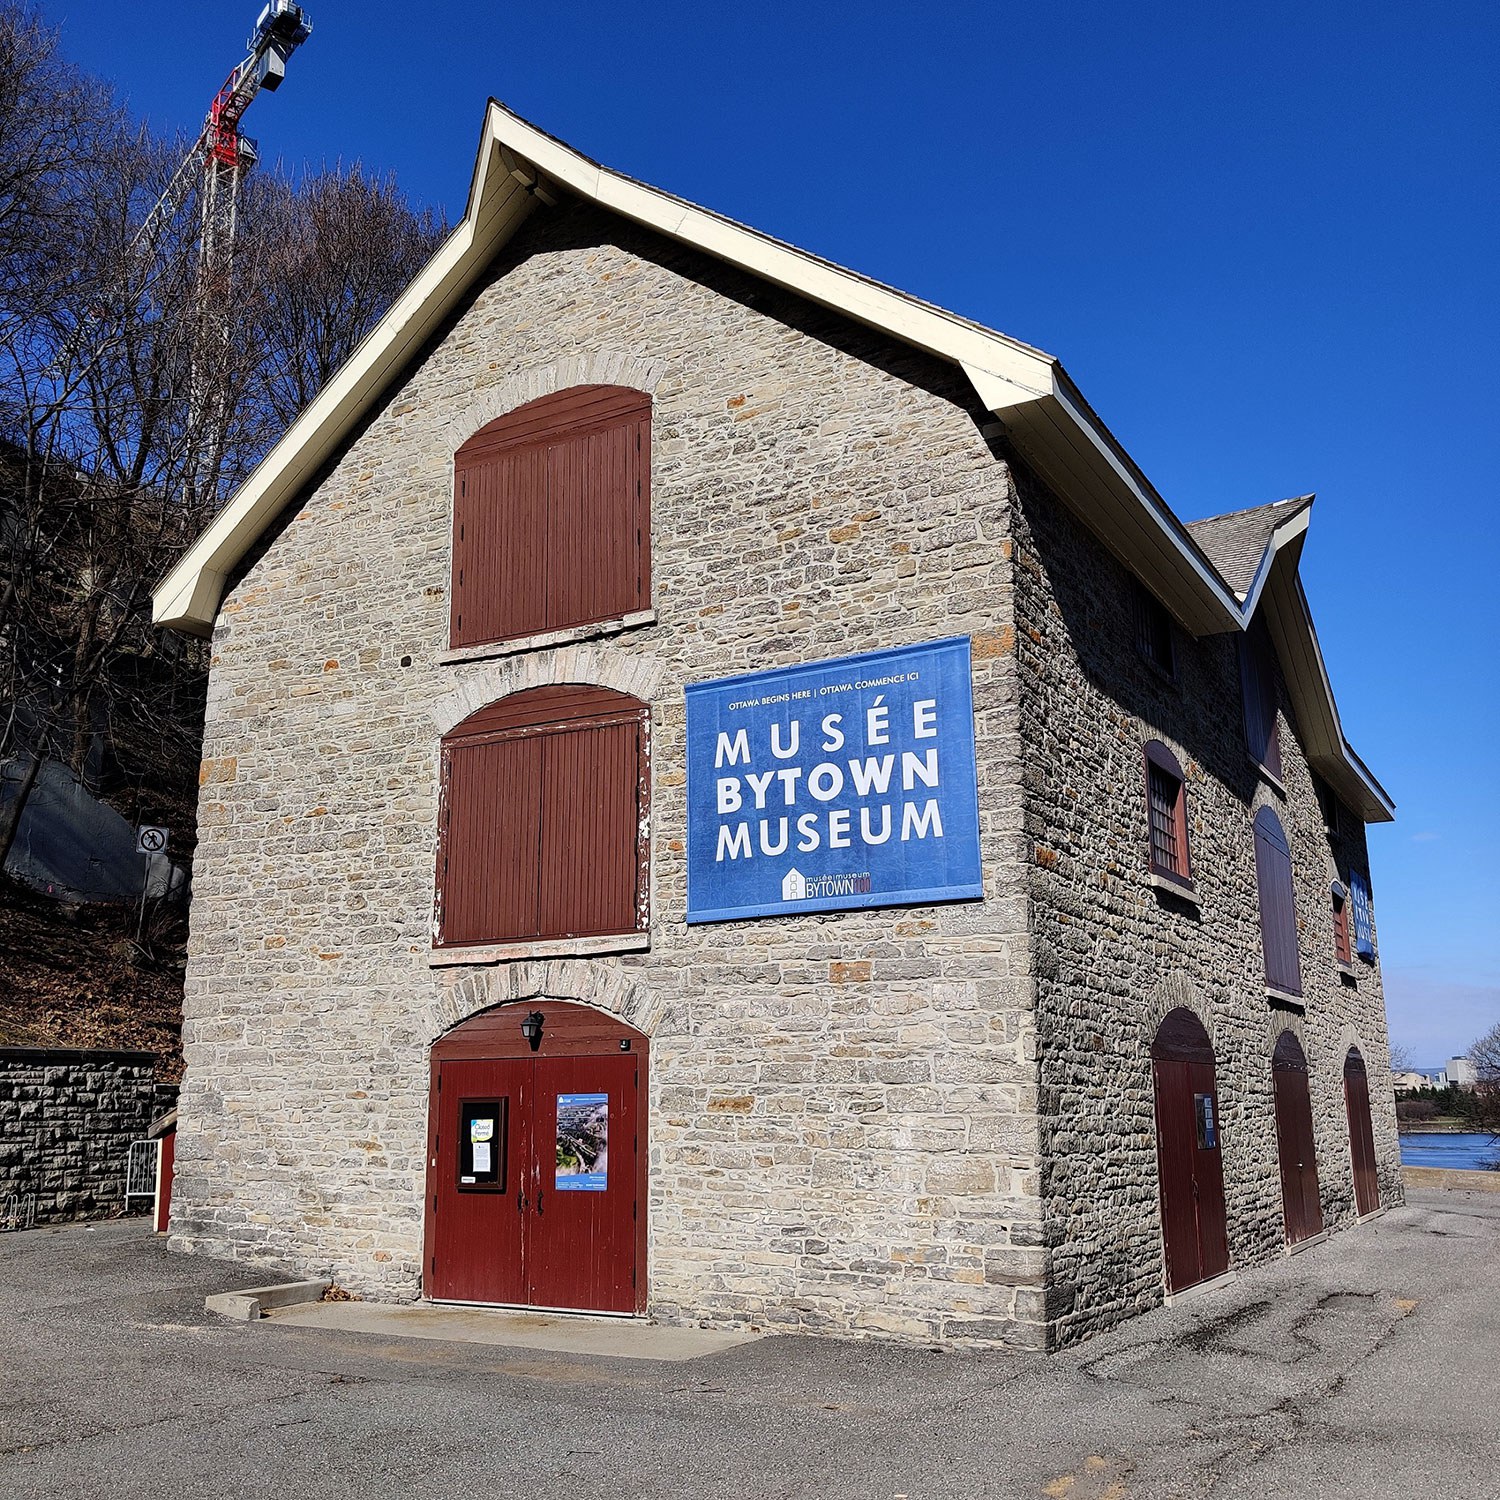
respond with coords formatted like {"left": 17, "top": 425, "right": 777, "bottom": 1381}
{"left": 1, "top": 1187, "right": 1495, "bottom": 1500}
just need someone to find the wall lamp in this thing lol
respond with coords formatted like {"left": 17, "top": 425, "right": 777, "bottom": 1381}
{"left": 520, "top": 1010, "right": 544, "bottom": 1051}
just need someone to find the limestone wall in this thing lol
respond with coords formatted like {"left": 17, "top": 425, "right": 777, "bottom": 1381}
{"left": 1006, "top": 457, "right": 1401, "bottom": 1347}
{"left": 175, "top": 198, "right": 1043, "bottom": 1345}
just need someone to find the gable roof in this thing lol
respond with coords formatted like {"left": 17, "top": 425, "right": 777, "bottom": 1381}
{"left": 1187, "top": 496, "right": 1314, "bottom": 601}
{"left": 150, "top": 102, "right": 1392, "bottom": 823}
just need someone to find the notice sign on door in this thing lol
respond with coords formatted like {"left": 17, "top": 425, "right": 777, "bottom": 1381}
{"left": 1195, "top": 1093, "right": 1219, "bottom": 1150}
{"left": 556, "top": 1093, "right": 608, "bottom": 1191}
{"left": 684, "top": 638, "right": 982, "bottom": 922}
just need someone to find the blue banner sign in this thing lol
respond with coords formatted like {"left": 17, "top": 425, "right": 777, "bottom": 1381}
{"left": 1349, "top": 870, "right": 1375, "bottom": 959}
{"left": 685, "top": 638, "right": 982, "bottom": 923}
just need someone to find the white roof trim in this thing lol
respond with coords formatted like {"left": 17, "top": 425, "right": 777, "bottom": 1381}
{"left": 151, "top": 101, "right": 1390, "bottom": 819}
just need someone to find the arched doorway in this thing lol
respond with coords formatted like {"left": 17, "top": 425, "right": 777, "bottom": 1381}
{"left": 424, "top": 1000, "right": 647, "bottom": 1313}
{"left": 1272, "top": 1032, "right": 1323, "bottom": 1245}
{"left": 1151, "top": 1007, "right": 1230, "bottom": 1292}
{"left": 1343, "top": 1047, "right": 1380, "bottom": 1217}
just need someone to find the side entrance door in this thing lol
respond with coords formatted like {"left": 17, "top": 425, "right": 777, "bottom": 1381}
{"left": 1344, "top": 1048, "right": 1380, "bottom": 1217}
{"left": 425, "top": 1003, "right": 645, "bottom": 1314}
{"left": 1272, "top": 1032, "right": 1324, "bottom": 1245}
{"left": 1151, "top": 1007, "right": 1230, "bottom": 1294}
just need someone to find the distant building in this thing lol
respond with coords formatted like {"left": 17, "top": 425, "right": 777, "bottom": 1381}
{"left": 1392, "top": 1070, "right": 1437, "bottom": 1091}
{"left": 1447, "top": 1057, "right": 1478, "bottom": 1089}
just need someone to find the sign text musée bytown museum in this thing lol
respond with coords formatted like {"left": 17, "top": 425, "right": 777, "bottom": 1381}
{"left": 685, "top": 638, "right": 983, "bottom": 922}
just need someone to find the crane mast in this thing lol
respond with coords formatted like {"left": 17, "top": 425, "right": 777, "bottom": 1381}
{"left": 174, "top": 2, "right": 312, "bottom": 508}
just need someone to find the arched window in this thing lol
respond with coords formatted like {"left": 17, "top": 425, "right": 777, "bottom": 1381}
{"left": 1143, "top": 740, "right": 1191, "bottom": 886}
{"left": 450, "top": 386, "right": 651, "bottom": 650}
{"left": 1253, "top": 805, "right": 1301, "bottom": 997}
{"left": 435, "top": 685, "right": 650, "bottom": 948}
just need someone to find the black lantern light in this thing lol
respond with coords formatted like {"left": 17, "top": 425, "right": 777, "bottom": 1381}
{"left": 520, "top": 1010, "right": 544, "bottom": 1051}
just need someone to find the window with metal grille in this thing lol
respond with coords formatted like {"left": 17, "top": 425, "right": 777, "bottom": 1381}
{"left": 435, "top": 685, "right": 649, "bottom": 948}
{"left": 451, "top": 386, "right": 650, "bottom": 650}
{"left": 1143, "top": 740, "right": 1191, "bottom": 885}
{"left": 1331, "top": 883, "right": 1352, "bottom": 965}
{"left": 1134, "top": 583, "right": 1176, "bottom": 678}
{"left": 1253, "top": 805, "right": 1302, "bottom": 996}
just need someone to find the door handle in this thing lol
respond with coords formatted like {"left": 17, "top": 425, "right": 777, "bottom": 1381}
{"left": 536, "top": 1188, "right": 544, "bottom": 1215}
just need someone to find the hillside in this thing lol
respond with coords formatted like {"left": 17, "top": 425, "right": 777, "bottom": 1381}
{"left": 0, "top": 876, "right": 186, "bottom": 1080}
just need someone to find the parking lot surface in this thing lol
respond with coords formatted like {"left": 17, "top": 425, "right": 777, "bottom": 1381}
{"left": 1, "top": 1187, "right": 1495, "bottom": 1499}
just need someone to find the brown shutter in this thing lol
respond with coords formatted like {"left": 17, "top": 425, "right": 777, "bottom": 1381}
{"left": 436, "top": 685, "right": 648, "bottom": 947}
{"left": 1239, "top": 631, "right": 1283, "bottom": 780}
{"left": 1332, "top": 886, "right": 1352, "bottom": 964}
{"left": 451, "top": 443, "right": 548, "bottom": 648}
{"left": 547, "top": 418, "right": 641, "bottom": 630}
{"left": 538, "top": 716, "right": 642, "bottom": 938}
{"left": 1254, "top": 807, "right": 1302, "bottom": 995}
{"left": 440, "top": 734, "right": 544, "bottom": 945}
{"left": 451, "top": 387, "right": 649, "bottom": 651}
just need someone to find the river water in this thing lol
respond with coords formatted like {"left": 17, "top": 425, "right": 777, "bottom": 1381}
{"left": 1398, "top": 1132, "right": 1499, "bottom": 1170}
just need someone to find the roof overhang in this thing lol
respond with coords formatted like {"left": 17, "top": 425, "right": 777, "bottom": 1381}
{"left": 151, "top": 101, "right": 1391, "bottom": 820}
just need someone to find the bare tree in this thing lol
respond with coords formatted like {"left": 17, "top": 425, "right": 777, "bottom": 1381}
{"left": 1, "top": 2, "right": 443, "bottom": 888}
{"left": 241, "top": 164, "right": 445, "bottom": 434}
{"left": 1470, "top": 1021, "right": 1500, "bottom": 1143}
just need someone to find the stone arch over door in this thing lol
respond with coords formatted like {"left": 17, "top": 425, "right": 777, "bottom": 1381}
{"left": 424, "top": 960, "right": 667, "bottom": 1045}
{"left": 1272, "top": 1030, "right": 1324, "bottom": 1246}
{"left": 1150, "top": 1007, "right": 1230, "bottom": 1294}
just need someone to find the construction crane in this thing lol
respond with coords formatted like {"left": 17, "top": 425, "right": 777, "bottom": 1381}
{"left": 122, "top": 2, "right": 313, "bottom": 508}
{"left": 135, "top": 3, "right": 313, "bottom": 283}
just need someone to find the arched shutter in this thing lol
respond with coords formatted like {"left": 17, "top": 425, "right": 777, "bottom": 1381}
{"left": 437, "top": 686, "right": 649, "bottom": 947}
{"left": 451, "top": 387, "right": 650, "bottom": 650}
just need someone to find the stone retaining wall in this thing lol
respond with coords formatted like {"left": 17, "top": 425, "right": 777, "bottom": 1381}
{"left": 0, "top": 1047, "right": 175, "bottom": 1227}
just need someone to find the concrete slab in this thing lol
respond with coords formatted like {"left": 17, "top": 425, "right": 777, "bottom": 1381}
{"left": 205, "top": 1279, "right": 330, "bottom": 1321}
{"left": 263, "top": 1298, "right": 762, "bottom": 1361}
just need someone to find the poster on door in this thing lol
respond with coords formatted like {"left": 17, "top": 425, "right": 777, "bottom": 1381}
{"left": 556, "top": 1093, "right": 609, "bottom": 1191}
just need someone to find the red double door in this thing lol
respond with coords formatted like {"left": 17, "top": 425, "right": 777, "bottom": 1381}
{"left": 425, "top": 1007, "right": 644, "bottom": 1314}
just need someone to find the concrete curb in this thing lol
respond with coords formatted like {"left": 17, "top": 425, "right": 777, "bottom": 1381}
{"left": 205, "top": 1280, "right": 330, "bottom": 1321}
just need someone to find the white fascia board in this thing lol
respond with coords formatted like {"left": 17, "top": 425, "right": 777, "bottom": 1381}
{"left": 1262, "top": 562, "right": 1394, "bottom": 822}
{"left": 1237, "top": 500, "right": 1313, "bottom": 618}
{"left": 971, "top": 362, "right": 1242, "bottom": 636}
{"left": 152, "top": 123, "right": 534, "bottom": 633}
{"left": 489, "top": 106, "right": 1057, "bottom": 397}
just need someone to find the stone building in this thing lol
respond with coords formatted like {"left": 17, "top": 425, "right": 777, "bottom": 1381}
{"left": 152, "top": 104, "right": 1400, "bottom": 1349}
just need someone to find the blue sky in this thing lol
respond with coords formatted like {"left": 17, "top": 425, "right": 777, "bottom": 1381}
{"left": 41, "top": 1, "right": 1498, "bottom": 1061}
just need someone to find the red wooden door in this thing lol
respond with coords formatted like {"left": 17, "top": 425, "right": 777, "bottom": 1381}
{"left": 1272, "top": 1034, "right": 1324, "bottom": 1244}
{"left": 1151, "top": 1009, "right": 1230, "bottom": 1293}
{"left": 428, "top": 1058, "right": 530, "bottom": 1304}
{"left": 1344, "top": 1050, "right": 1380, "bottom": 1216}
{"left": 527, "top": 1054, "right": 639, "bottom": 1313}
{"left": 425, "top": 1003, "right": 647, "bottom": 1313}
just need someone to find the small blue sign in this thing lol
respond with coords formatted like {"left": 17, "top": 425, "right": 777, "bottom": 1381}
{"left": 685, "top": 638, "right": 982, "bottom": 923}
